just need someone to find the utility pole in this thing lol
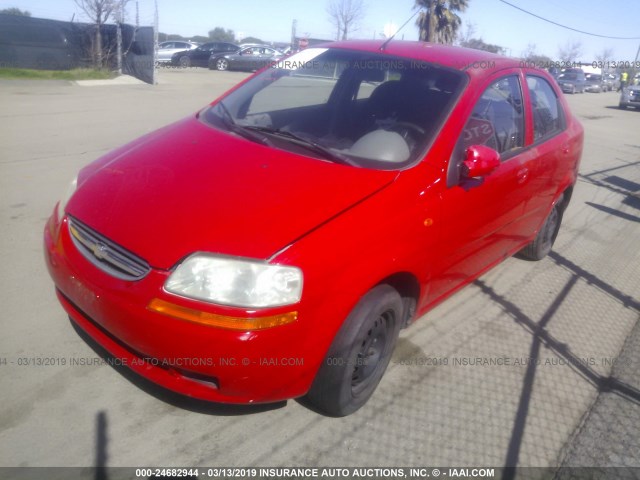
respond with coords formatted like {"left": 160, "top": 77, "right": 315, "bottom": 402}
{"left": 291, "top": 19, "right": 297, "bottom": 51}
{"left": 116, "top": 2, "right": 124, "bottom": 75}
{"left": 634, "top": 42, "right": 640, "bottom": 82}
{"left": 153, "top": 0, "right": 159, "bottom": 85}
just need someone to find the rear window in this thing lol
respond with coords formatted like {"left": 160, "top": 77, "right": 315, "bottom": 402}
{"left": 526, "top": 76, "right": 565, "bottom": 141}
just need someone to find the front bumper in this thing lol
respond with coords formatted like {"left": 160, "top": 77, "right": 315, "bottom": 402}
{"left": 44, "top": 213, "right": 317, "bottom": 404}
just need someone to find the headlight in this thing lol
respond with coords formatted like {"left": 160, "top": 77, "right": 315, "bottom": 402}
{"left": 57, "top": 176, "right": 77, "bottom": 221}
{"left": 165, "top": 254, "right": 303, "bottom": 308}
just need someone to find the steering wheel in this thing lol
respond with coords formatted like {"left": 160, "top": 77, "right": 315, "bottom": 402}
{"left": 388, "top": 121, "right": 425, "bottom": 138}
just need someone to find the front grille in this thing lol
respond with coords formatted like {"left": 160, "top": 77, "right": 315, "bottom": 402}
{"left": 68, "top": 217, "right": 151, "bottom": 281}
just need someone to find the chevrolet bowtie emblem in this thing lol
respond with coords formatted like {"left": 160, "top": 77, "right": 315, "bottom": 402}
{"left": 91, "top": 242, "right": 109, "bottom": 260}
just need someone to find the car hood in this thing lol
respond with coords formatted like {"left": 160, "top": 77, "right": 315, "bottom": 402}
{"left": 67, "top": 116, "right": 397, "bottom": 270}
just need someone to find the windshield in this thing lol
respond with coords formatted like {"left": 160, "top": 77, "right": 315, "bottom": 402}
{"left": 559, "top": 73, "right": 577, "bottom": 80}
{"left": 202, "top": 48, "right": 465, "bottom": 169}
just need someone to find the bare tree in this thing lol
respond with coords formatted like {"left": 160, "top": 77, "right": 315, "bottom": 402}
{"left": 327, "top": 0, "right": 365, "bottom": 41}
{"left": 520, "top": 43, "right": 552, "bottom": 66}
{"left": 557, "top": 40, "right": 582, "bottom": 64}
{"left": 595, "top": 47, "right": 614, "bottom": 65}
{"left": 454, "top": 21, "right": 475, "bottom": 46}
{"left": 521, "top": 43, "right": 537, "bottom": 60}
{"left": 74, "top": 0, "right": 128, "bottom": 68}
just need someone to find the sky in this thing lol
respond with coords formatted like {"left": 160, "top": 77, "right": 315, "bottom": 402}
{"left": 3, "top": 0, "right": 640, "bottom": 62}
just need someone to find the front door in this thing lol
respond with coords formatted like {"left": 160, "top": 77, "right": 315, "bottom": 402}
{"left": 429, "top": 72, "right": 538, "bottom": 304}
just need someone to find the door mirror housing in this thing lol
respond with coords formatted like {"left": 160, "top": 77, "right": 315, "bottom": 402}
{"left": 461, "top": 145, "right": 501, "bottom": 179}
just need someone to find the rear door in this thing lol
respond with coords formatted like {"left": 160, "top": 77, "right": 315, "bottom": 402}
{"left": 520, "top": 74, "right": 573, "bottom": 231}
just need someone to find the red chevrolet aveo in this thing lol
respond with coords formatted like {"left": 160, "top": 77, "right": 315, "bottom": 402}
{"left": 44, "top": 41, "right": 583, "bottom": 416}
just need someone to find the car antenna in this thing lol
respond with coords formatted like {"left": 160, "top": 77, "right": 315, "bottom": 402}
{"left": 379, "top": 9, "right": 421, "bottom": 51}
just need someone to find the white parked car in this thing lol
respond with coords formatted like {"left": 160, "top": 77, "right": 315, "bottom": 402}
{"left": 156, "top": 41, "right": 199, "bottom": 64}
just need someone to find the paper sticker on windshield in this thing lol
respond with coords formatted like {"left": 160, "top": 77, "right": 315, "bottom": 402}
{"left": 274, "top": 48, "right": 329, "bottom": 71}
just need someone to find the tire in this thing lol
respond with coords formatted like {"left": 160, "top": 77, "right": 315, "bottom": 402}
{"left": 179, "top": 56, "right": 190, "bottom": 68}
{"left": 619, "top": 104, "right": 628, "bottom": 110}
{"left": 305, "top": 284, "right": 403, "bottom": 416}
{"left": 519, "top": 195, "right": 564, "bottom": 261}
{"left": 216, "top": 58, "right": 229, "bottom": 71}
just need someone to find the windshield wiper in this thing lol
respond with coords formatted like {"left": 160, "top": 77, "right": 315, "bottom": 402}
{"left": 215, "top": 102, "right": 273, "bottom": 147}
{"left": 243, "top": 126, "right": 355, "bottom": 166}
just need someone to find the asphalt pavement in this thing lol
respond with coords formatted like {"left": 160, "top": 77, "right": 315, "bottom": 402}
{"left": 0, "top": 69, "right": 639, "bottom": 475}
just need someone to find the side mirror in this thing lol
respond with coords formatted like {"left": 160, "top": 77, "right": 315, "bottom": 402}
{"left": 461, "top": 145, "right": 501, "bottom": 179}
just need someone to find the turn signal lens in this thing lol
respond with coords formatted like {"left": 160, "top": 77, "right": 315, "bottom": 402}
{"left": 147, "top": 298, "right": 298, "bottom": 331}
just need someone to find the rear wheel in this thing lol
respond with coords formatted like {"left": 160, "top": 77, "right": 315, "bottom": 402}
{"left": 216, "top": 58, "right": 229, "bottom": 71}
{"left": 519, "top": 195, "right": 564, "bottom": 260}
{"left": 306, "top": 284, "right": 402, "bottom": 416}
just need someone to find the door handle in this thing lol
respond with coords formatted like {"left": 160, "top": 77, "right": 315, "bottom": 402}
{"left": 517, "top": 167, "right": 529, "bottom": 183}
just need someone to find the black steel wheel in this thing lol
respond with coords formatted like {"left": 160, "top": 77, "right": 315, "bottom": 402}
{"left": 519, "top": 195, "right": 564, "bottom": 261}
{"left": 305, "top": 284, "right": 402, "bottom": 416}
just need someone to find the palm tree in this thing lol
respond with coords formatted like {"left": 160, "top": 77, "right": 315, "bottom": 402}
{"left": 415, "top": 0, "right": 469, "bottom": 44}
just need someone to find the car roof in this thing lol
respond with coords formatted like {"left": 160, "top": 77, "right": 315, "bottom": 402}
{"left": 203, "top": 41, "right": 237, "bottom": 47}
{"left": 324, "top": 40, "right": 522, "bottom": 74}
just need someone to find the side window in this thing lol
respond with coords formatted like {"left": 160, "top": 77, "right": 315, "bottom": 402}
{"left": 458, "top": 76, "right": 524, "bottom": 156}
{"left": 526, "top": 76, "right": 564, "bottom": 141}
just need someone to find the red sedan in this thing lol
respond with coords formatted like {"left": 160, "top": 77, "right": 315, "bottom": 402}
{"left": 44, "top": 41, "right": 583, "bottom": 416}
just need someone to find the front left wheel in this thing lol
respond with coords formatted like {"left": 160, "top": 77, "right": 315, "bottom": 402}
{"left": 305, "top": 284, "right": 403, "bottom": 416}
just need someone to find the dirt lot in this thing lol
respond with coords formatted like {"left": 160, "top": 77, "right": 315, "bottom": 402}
{"left": 1, "top": 68, "right": 639, "bottom": 470}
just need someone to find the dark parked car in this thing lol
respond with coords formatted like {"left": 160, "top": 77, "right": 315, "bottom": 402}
{"left": 209, "top": 45, "right": 283, "bottom": 71}
{"left": 557, "top": 70, "right": 586, "bottom": 94}
{"left": 171, "top": 42, "right": 239, "bottom": 68}
{"left": 584, "top": 73, "right": 604, "bottom": 93}
{"left": 45, "top": 41, "right": 583, "bottom": 416}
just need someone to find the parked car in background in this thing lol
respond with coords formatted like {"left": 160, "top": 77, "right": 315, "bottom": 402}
{"left": 210, "top": 45, "right": 283, "bottom": 71}
{"left": 45, "top": 41, "right": 583, "bottom": 416}
{"left": 207, "top": 44, "right": 258, "bottom": 70}
{"left": 584, "top": 73, "right": 604, "bottom": 93}
{"left": 156, "top": 41, "right": 199, "bottom": 64}
{"left": 602, "top": 73, "right": 616, "bottom": 91}
{"left": 557, "top": 70, "right": 586, "bottom": 94}
{"left": 548, "top": 66, "right": 561, "bottom": 81}
{"left": 619, "top": 84, "right": 640, "bottom": 109}
{"left": 171, "top": 42, "right": 239, "bottom": 68}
